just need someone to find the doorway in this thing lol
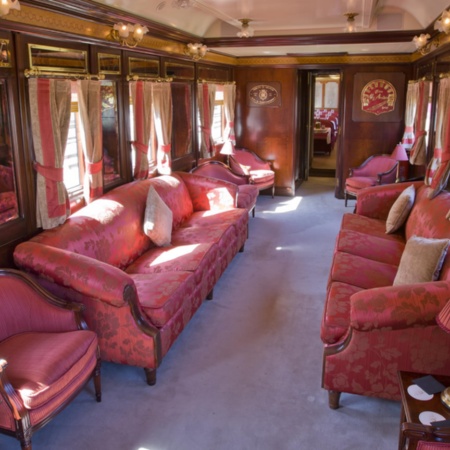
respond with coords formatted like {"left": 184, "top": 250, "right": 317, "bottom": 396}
{"left": 296, "top": 70, "right": 341, "bottom": 183}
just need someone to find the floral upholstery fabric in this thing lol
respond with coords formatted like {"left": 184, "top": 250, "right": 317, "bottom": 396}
{"left": 13, "top": 173, "right": 248, "bottom": 380}
{"left": 321, "top": 181, "right": 450, "bottom": 404}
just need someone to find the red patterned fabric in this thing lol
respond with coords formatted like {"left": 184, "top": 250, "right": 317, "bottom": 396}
{"left": 13, "top": 173, "right": 248, "bottom": 380}
{"left": 345, "top": 176, "right": 378, "bottom": 190}
{"left": 1, "top": 330, "right": 97, "bottom": 409}
{"left": 321, "top": 181, "right": 450, "bottom": 405}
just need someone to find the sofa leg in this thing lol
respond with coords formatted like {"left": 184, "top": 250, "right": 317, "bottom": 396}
{"left": 328, "top": 390, "right": 341, "bottom": 409}
{"left": 272, "top": 185, "right": 275, "bottom": 198}
{"left": 252, "top": 207, "right": 255, "bottom": 218}
{"left": 144, "top": 368, "right": 157, "bottom": 386}
{"left": 344, "top": 192, "right": 348, "bottom": 207}
{"left": 239, "top": 244, "right": 245, "bottom": 253}
{"left": 206, "top": 289, "right": 214, "bottom": 300}
{"left": 94, "top": 358, "right": 102, "bottom": 402}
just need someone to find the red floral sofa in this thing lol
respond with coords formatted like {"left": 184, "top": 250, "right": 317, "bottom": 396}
{"left": 321, "top": 181, "right": 450, "bottom": 408}
{"left": 13, "top": 172, "right": 249, "bottom": 385}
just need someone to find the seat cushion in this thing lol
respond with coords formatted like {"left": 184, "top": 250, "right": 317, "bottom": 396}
{"left": 249, "top": 170, "right": 274, "bottom": 184}
{"left": 0, "top": 330, "right": 98, "bottom": 409}
{"left": 345, "top": 176, "right": 378, "bottom": 191}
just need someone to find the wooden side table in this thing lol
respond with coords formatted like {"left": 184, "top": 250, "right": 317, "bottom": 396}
{"left": 398, "top": 371, "right": 450, "bottom": 450}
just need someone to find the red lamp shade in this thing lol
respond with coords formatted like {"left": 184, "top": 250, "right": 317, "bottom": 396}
{"left": 437, "top": 300, "right": 450, "bottom": 334}
{"left": 391, "top": 142, "right": 409, "bottom": 161}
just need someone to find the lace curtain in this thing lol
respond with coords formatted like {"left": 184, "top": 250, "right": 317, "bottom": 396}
{"left": 425, "top": 77, "right": 450, "bottom": 198}
{"left": 409, "top": 80, "right": 431, "bottom": 166}
{"left": 28, "top": 78, "right": 71, "bottom": 229}
{"left": 76, "top": 80, "right": 103, "bottom": 203}
{"left": 401, "top": 81, "right": 418, "bottom": 150}
{"left": 223, "top": 84, "right": 236, "bottom": 144}
{"left": 198, "top": 83, "right": 216, "bottom": 158}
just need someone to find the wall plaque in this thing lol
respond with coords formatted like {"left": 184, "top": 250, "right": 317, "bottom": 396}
{"left": 361, "top": 79, "right": 396, "bottom": 116}
{"left": 247, "top": 82, "right": 281, "bottom": 107}
{"left": 352, "top": 72, "right": 405, "bottom": 122}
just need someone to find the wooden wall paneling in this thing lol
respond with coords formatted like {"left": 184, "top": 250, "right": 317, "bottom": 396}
{"left": 337, "top": 64, "right": 412, "bottom": 198}
{"left": 235, "top": 67, "right": 298, "bottom": 196}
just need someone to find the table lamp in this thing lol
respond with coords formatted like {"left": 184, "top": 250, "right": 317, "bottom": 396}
{"left": 391, "top": 142, "right": 409, "bottom": 182}
{"left": 437, "top": 299, "right": 450, "bottom": 409}
{"left": 220, "top": 140, "right": 235, "bottom": 166}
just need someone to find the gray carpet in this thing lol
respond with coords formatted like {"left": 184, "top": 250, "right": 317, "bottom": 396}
{"left": 0, "top": 177, "right": 400, "bottom": 450}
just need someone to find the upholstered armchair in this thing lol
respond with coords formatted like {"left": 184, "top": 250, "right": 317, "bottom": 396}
{"left": 0, "top": 269, "right": 101, "bottom": 450}
{"left": 191, "top": 160, "right": 259, "bottom": 216}
{"left": 229, "top": 148, "right": 275, "bottom": 198}
{"left": 344, "top": 154, "right": 398, "bottom": 206}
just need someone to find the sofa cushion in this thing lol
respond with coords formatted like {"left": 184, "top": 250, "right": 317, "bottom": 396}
{"left": 386, "top": 184, "right": 415, "bottom": 234}
{"left": 144, "top": 186, "right": 173, "bottom": 247}
{"left": 341, "top": 213, "right": 404, "bottom": 242}
{"left": 393, "top": 236, "right": 450, "bottom": 286}
{"left": 126, "top": 242, "right": 217, "bottom": 286}
{"left": 336, "top": 229, "right": 405, "bottom": 266}
{"left": 330, "top": 251, "right": 398, "bottom": 289}
{"left": 132, "top": 272, "right": 198, "bottom": 328}
{"left": 345, "top": 176, "right": 378, "bottom": 190}
{"left": 0, "top": 330, "right": 98, "bottom": 409}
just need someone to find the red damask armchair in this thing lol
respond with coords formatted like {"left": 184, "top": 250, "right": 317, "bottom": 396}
{"left": 229, "top": 148, "right": 275, "bottom": 198}
{"left": 191, "top": 161, "right": 259, "bottom": 217}
{"left": 0, "top": 269, "right": 101, "bottom": 450}
{"left": 344, "top": 154, "right": 398, "bottom": 206}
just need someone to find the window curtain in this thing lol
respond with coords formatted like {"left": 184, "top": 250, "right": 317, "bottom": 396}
{"left": 401, "top": 81, "right": 418, "bottom": 150}
{"left": 409, "top": 80, "right": 431, "bottom": 166}
{"left": 223, "top": 84, "right": 236, "bottom": 144}
{"left": 152, "top": 82, "right": 173, "bottom": 175}
{"left": 28, "top": 78, "right": 71, "bottom": 229}
{"left": 130, "top": 81, "right": 153, "bottom": 179}
{"left": 198, "top": 82, "right": 216, "bottom": 158}
{"left": 76, "top": 80, "right": 103, "bottom": 203}
{"left": 425, "top": 77, "right": 450, "bottom": 198}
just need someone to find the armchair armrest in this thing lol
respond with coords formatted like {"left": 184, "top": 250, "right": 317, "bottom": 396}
{"left": 355, "top": 181, "right": 424, "bottom": 220}
{"left": 377, "top": 163, "right": 398, "bottom": 183}
{"left": 350, "top": 281, "right": 450, "bottom": 331}
{"left": 14, "top": 242, "right": 134, "bottom": 308}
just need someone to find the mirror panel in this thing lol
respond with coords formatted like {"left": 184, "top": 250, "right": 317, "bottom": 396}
{"left": 101, "top": 81, "right": 121, "bottom": 184}
{"left": 0, "top": 39, "right": 11, "bottom": 68}
{"left": 171, "top": 82, "right": 193, "bottom": 158}
{"left": 0, "top": 79, "right": 18, "bottom": 224}
{"left": 129, "top": 57, "right": 159, "bottom": 78}
{"left": 165, "top": 61, "right": 194, "bottom": 80}
{"left": 98, "top": 53, "right": 121, "bottom": 75}
{"left": 28, "top": 44, "right": 88, "bottom": 73}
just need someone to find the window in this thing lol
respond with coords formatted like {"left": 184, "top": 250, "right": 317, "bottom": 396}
{"left": 63, "top": 80, "right": 121, "bottom": 200}
{"left": 211, "top": 87, "right": 224, "bottom": 142}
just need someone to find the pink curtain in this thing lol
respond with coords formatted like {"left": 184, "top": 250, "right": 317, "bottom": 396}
{"left": 76, "top": 80, "right": 103, "bottom": 203}
{"left": 130, "top": 81, "right": 153, "bottom": 179}
{"left": 401, "top": 81, "right": 418, "bottom": 150}
{"left": 28, "top": 78, "right": 71, "bottom": 229}
{"left": 409, "top": 80, "right": 431, "bottom": 166}
{"left": 152, "top": 83, "right": 173, "bottom": 175}
{"left": 198, "top": 83, "right": 216, "bottom": 158}
{"left": 425, "top": 77, "right": 450, "bottom": 198}
{"left": 223, "top": 84, "right": 236, "bottom": 144}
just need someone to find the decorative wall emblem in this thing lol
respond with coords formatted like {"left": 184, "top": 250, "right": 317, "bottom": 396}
{"left": 360, "top": 79, "right": 396, "bottom": 116}
{"left": 247, "top": 82, "right": 281, "bottom": 107}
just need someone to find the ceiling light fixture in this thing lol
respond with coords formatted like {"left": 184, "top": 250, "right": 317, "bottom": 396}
{"left": 237, "top": 19, "right": 254, "bottom": 38}
{"left": 0, "top": 0, "right": 20, "bottom": 16}
{"left": 344, "top": 13, "right": 358, "bottom": 33}
{"left": 412, "top": 33, "right": 441, "bottom": 55}
{"left": 172, "top": 0, "right": 194, "bottom": 8}
{"left": 184, "top": 42, "right": 208, "bottom": 60}
{"left": 435, "top": 9, "right": 450, "bottom": 34}
{"left": 111, "top": 22, "right": 149, "bottom": 48}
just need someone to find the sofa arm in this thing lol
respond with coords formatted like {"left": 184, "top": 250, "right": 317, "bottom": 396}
{"left": 355, "top": 181, "right": 424, "bottom": 220}
{"left": 350, "top": 280, "right": 450, "bottom": 331}
{"left": 175, "top": 171, "right": 238, "bottom": 210}
{"left": 14, "top": 242, "right": 134, "bottom": 308}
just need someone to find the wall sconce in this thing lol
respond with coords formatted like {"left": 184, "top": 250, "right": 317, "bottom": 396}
{"left": 412, "top": 33, "right": 440, "bottom": 55}
{"left": 237, "top": 19, "right": 254, "bottom": 38}
{"left": 184, "top": 43, "right": 208, "bottom": 60}
{"left": 111, "top": 22, "right": 149, "bottom": 48}
{"left": 0, "top": 0, "right": 20, "bottom": 17}
{"left": 435, "top": 9, "right": 450, "bottom": 34}
{"left": 344, "top": 13, "right": 358, "bottom": 33}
